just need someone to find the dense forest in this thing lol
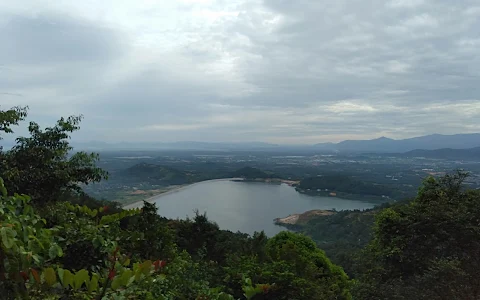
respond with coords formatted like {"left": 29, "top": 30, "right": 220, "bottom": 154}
{"left": 122, "top": 163, "right": 206, "bottom": 185}
{"left": 230, "top": 167, "right": 278, "bottom": 180}
{"left": 276, "top": 202, "right": 401, "bottom": 277}
{"left": 1, "top": 106, "right": 479, "bottom": 299}
{"left": 297, "top": 174, "right": 410, "bottom": 201}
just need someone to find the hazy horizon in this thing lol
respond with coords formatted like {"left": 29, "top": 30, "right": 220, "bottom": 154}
{"left": 1, "top": 0, "right": 480, "bottom": 144}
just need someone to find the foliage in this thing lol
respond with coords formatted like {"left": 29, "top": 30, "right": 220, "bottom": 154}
{"left": 263, "top": 232, "right": 351, "bottom": 299}
{"left": 1, "top": 114, "right": 108, "bottom": 204}
{"left": 0, "top": 106, "right": 28, "bottom": 141}
{"left": 354, "top": 171, "right": 480, "bottom": 299}
{"left": 279, "top": 209, "right": 376, "bottom": 277}
{"left": 277, "top": 201, "right": 404, "bottom": 277}
{"left": 0, "top": 178, "right": 306, "bottom": 299}
{"left": 298, "top": 175, "right": 398, "bottom": 198}
{"left": 0, "top": 178, "right": 61, "bottom": 298}
{"left": 230, "top": 167, "right": 277, "bottom": 180}
{"left": 122, "top": 163, "right": 201, "bottom": 186}
{"left": 119, "top": 201, "right": 176, "bottom": 261}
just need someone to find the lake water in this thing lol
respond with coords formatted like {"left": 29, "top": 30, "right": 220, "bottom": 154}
{"left": 151, "top": 180, "right": 375, "bottom": 236}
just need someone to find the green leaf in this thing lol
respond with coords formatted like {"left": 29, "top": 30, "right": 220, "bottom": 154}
{"left": 63, "top": 269, "right": 74, "bottom": 289}
{"left": 134, "top": 268, "right": 143, "bottom": 282}
{"left": 141, "top": 260, "right": 153, "bottom": 276}
{"left": 56, "top": 244, "right": 63, "bottom": 257}
{"left": 44, "top": 267, "right": 57, "bottom": 286}
{"left": 57, "top": 268, "right": 65, "bottom": 286}
{"left": 243, "top": 286, "right": 257, "bottom": 300}
{"left": 1, "top": 227, "right": 16, "bottom": 249}
{"left": 120, "top": 269, "right": 133, "bottom": 286}
{"left": 0, "top": 185, "right": 7, "bottom": 197}
{"left": 49, "top": 245, "right": 58, "bottom": 260}
{"left": 217, "top": 293, "right": 235, "bottom": 300}
{"left": 88, "top": 273, "right": 99, "bottom": 293}
{"left": 32, "top": 254, "right": 41, "bottom": 265}
{"left": 127, "top": 275, "right": 136, "bottom": 286}
{"left": 111, "top": 277, "right": 122, "bottom": 290}
{"left": 73, "top": 269, "right": 89, "bottom": 290}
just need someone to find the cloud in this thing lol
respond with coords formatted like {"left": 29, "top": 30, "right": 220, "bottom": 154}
{"left": 141, "top": 124, "right": 208, "bottom": 131}
{"left": 1, "top": 0, "right": 479, "bottom": 144}
{"left": 387, "top": 0, "right": 425, "bottom": 8}
{"left": 0, "top": 14, "right": 125, "bottom": 64}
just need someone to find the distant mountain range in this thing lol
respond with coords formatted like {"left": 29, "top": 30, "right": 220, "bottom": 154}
{"left": 71, "top": 133, "right": 480, "bottom": 154}
{"left": 316, "top": 133, "right": 480, "bottom": 153}
{"left": 402, "top": 147, "right": 480, "bottom": 160}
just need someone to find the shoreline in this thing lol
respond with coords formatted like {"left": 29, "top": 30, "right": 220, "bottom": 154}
{"left": 122, "top": 178, "right": 243, "bottom": 210}
{"left": 274, "top": 209, "right": 337, "bottom": 226}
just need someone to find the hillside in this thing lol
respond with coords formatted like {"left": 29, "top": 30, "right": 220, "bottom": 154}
{"left": 403, "top": 146, "right": 480, "bottom": 160}
{"left": 277, "top": 208, "right": 377, "bottom": 276}
{"left": 230, "top": 166, "right": 277, "bottom": 179}
{"left": 274, "top": 210, "right": 337, "bottom": 226}
{"left": 318, "top": 133, "right": 480, "bottom": 153}
{"left": 122, "top": 162, "right": 198, "bottom": 185}
{"left": 274, "top": 201, "right": 404, "bottom": 276}
{"left": 297, "top": 175, "right": 399, "bottom": 199}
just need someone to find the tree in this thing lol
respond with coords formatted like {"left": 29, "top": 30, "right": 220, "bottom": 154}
{"left": 355, "top": 171, "right": 480, "bottom": 299}
{"left": 120, "top": 201, "right": 176, "bottom": 261}
{"left": 1, "top": 114, "right": 108, "bottom": 204}
{"left": 0, "top": 106, "right": 28, "bottom": 141}
{"left": 263, "top": 232, "right": 352, "bottom": 299}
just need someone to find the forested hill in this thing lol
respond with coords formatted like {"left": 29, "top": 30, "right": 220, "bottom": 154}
{"left": 121, "top": 162, "right": 198, "bottom": 185}
{"left": 275, "top": 202, "right": 396, "bottom": 276}
{"left": 297, "top": 175, "right": 401, "bottom": 199}
{"left": 403, "top": 146, "right": 480, "bottom": 160}
{"left": 230, "top": 166, "right": 278, "bottom": 179}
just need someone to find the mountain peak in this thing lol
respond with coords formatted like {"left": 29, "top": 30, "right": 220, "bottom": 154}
{"left": 328, "top": 133, "right": 480, "bottom": 153}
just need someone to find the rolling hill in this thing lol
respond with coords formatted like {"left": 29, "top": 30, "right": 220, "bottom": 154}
{"left": 230, "top": 166, "right": 277, "bottom": 179}
{"left": 403, "top": 147, "right": 480, "bottom": 160}
{"left": 74, "top": 133, "right": 480, "bottom": 153}
{"left": 317, "top": 133, "right": 480, "bottom": 153}
{"left": 121, "top": 163, "right": 198, "bottom": 185}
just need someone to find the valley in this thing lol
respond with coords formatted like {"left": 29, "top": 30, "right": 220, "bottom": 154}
{"left": 83, "top": 148, "right": 480, "bottom": 207}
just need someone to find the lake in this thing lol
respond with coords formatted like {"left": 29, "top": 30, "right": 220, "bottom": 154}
{"left": 151, "top": 179, "right": 375, "bottom": 236}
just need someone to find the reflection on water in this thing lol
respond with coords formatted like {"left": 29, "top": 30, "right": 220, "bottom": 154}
{"left": 152, "top": 180, "right": 375, "bottom": 236}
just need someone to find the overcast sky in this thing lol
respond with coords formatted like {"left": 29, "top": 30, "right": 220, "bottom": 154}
{"left": 1, "top": 0, "right": 479, "bottom": 144}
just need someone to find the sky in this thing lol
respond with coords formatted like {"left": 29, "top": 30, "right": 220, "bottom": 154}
{"left": 1, "top": 0, "right": 480, "bottom": 144}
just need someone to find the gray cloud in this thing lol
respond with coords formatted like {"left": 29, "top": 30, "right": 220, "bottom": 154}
{"left": 0, "top": 14, "right": 125, "bottom": 64}
{"left": 0, "top": 0, "right": 479, "bottom": 144}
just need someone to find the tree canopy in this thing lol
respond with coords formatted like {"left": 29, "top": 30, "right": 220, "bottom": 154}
{"left": 1, "top": 112, "right": 107, "bottom": 204}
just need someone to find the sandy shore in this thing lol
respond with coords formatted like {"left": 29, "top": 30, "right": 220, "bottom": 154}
{"left": 122, "top": 178, "right": 243, "bottom": 210}
{"left": 274, "top": 209, "right": 336, "bottom": 226}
